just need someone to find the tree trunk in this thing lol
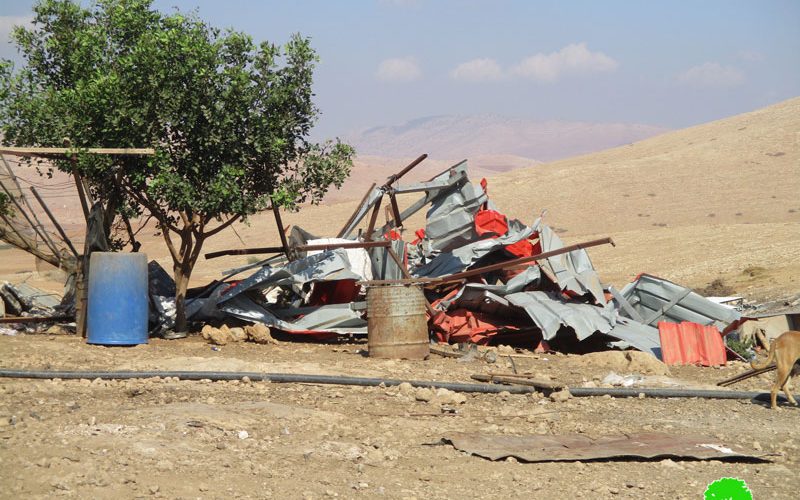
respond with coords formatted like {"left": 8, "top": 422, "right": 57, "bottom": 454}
{"left": 171, "top": 232, "right": 205, "bottom": 334}
{"left": 173, "top": 263, "right": 191, "bottom": 333}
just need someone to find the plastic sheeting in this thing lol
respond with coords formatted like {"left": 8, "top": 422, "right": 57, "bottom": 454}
{"left": 658, "top": 321, "right": 726, "bottom": 366}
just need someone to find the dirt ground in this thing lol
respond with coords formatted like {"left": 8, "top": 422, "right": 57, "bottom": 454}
{"left": 1, "top": 334, "right": 798, "bottom": 499}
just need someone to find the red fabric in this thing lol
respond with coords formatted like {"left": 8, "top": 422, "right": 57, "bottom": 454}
{"left": 480, "top": 178, "right": 488, "bottom": 193}
{"left": 384, "top": 229, "right": 403, "bottom": 241}
{"left": 475, "top": 209, "right": 508, "bottom": 238}
{"left": 658, "top": 321, "right": 726, "bottom": 367}
{"left": 431, "top": 309, "right": 512, "bottom": 345}
{"left": 411, "top": 228, "right": 426, "bottom": 245}
{"left": 307, "top": 279, "right": 360, "bottom": 306}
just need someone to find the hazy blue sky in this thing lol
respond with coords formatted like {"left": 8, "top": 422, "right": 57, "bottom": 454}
{"left": 2, "top": 0, "right": 799, "bottom": 139}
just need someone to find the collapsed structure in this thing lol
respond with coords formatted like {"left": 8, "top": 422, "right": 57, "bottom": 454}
{"left": 160, "top": 156, "right": 742, "bottom": 363}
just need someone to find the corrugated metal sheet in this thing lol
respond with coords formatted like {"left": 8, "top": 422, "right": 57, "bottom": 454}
{"left": 658, "top": 321, "right": 726, "bottom": 366}
{"left": 619, "top": 274, "right": 741, "bottom": 330}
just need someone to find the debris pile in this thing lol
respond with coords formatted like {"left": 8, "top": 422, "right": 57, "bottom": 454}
{"left": 186, "top": 157, "right": 743, "bottom": 362}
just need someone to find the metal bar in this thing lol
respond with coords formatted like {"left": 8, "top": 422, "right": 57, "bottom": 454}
{"left": 70, "top": 157, "right": 90, "bottom": 223}
{"left": 717, "top": 365, "right": 776, "bottom": 387}
{"left": 29, "top": 187, "right": 80, "bottom": 258}
{"left": 272, "top": 204, "right": 290, "bottom": 258}
{"left": 382, "top": 154, "right": 427, "bottom": 189}
{"left": 435, "top": 237, "right": 615, "bottom": 285}
{"left": 388, "top": 191, "right": 403, "bottom": 228}
{"left": 364, "top": 194, "right": 383, "bottom": 241}
{"left": 0, "top": 147, "right": 155, "bottom": 157}
{"left": 643, "top": 288, "right": 692, "bottom": 326}
{"left": 337, "top": 182, "right": 376, "bottom": 238}
{"left": 386, "top": 246, "right": 436, "bottom": 316}
{"left": 300, "top": 241, "right": 390, "bottom": 252}
{"left": 0, "top": 315, "right": 71, "bottom": 324}
{"left": 609, "top": 285, "right": 644, "bottom": 323}
{"left": 205, "top": 241, "right": 392, "bottom": 260}
{"left": 204, "top": 246, "right": 285, "bottom": 259}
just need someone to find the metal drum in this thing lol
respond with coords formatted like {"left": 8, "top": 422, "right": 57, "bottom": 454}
{"left": 87, "top": 252, "right": 149, "bottom": 345}
{"left": 367, "top": 283, "right": 429, "bottom": 359}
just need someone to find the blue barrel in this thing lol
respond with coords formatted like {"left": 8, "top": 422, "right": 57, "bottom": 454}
{"left": 87, "top": 252, "right": 149, "bottom": 345}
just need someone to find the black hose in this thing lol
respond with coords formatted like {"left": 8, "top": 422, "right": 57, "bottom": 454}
{"left": 0, "top": 368, "right": 780, "bottom": 401}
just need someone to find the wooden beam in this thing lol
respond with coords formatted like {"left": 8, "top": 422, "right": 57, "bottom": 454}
{"left": 0, "top": 147, "right": 154, "bottom": 157}
{"left": 434, "top": 237, "right": 615, "bottom": 285}
{"left": 271, "top": 204, "right": 290, "bottom": 259}
{"left": 364, "top": 194, "right": 383, "bottom": 241}
{"left": 29, "top": 187, "right": 80, "bottom": 258}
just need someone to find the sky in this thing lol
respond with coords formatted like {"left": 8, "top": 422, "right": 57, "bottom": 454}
{"left": 1, "top": 0, "right": 799, "bottom": 140}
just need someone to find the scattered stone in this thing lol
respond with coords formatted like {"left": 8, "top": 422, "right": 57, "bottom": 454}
{"left": 228, "top": 327, "right": 247, "bottom": 342}
{"left": 244, "top": 323, "right": 278, "bottom": 344}
{"left": 238, "top": 430, "right": 249, "bottom": 440}
{"left": 575, "top": 350, "right": 671, "bottom": 376}
{"left": 433, "top": 388, "right": 467, "bottom": 405}
{"left": 397, "top": 382, "right": 414, "bottom": 396}
{"left": 414, "top": 387, "right": 434, "bottom": 402}
{"left": 155, "top": 460, "right": 174, "bottom": 472}
{"left": 149, "top": 485, "right": 160, "bottom": 494}
{"left": 550, "top": 388, "right": 572, "bottom": 403}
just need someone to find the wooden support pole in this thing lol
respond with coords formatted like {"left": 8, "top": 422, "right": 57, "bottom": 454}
{"left": 382, "top": 154, "right": 428, "bottom": 189}
{"left": 388, "top": 191, "right": 403, "bottom": 228}
{"left": 386, "top": 246, "right": 436, "bottom": 317}
{"left": 0, "top": 182, "right": 61, "bottom": 258}
{"left": 364, "top": 194, "right": 383, "bottom": 242}
{"left": 29, "top": 187, "right": 80, "bottom": 258}
{"left": 272, "top": 204, "right": 291, "bottom": 259}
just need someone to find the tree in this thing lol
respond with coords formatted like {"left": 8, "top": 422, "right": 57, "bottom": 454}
{"left": 0, "top": 0, "right": 354, "bottom": 331}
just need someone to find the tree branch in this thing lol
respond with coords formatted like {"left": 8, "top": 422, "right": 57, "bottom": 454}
{"left": 202, "top": 214, "right": 241, "bottom": 238}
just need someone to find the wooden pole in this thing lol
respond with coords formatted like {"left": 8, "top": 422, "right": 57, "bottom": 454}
{"left": 364, "top": 195, "right": 383, "bottom": 242}
{"left": 29, "top": 187, "right": 80, "bottom": 258}
{"left": 271, "top": 204, "right": 291, "bottom": 259}
{"left": 337, "top": 182, "right": 377, "bottom": 238}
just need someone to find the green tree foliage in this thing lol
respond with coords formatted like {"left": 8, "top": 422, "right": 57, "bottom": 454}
{"left": 0, "top": 0, "right": 354, "bottom": 331}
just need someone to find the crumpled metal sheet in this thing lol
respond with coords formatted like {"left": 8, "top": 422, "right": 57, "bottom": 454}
{"left": 220, "top": 295, "right": 367, "bottom": 334}
{"left": 442, "top": 432, "right": 767, "bottom": 462}
{"left": 537, "top": 222, "right": 605, "bottom": 304}
{"left": 505, "top": 291, "right": 615, "bottom": 341}
{"left": 219, "top": 249, "right": 364, "bottom": 304}
{"left": 305, "top": 238, "right": 373, "bottom": 282}
{"left": 605, "top": 316, "right": 663, "bottom": 358}
{"left": 620, "top": 274, "right": 740, "bottom": 330}
{"left": 422, "top": 162, "right": 487, "bottom": 254}
{"left": 414, "top": 219, "right": 534, "bottom": 278}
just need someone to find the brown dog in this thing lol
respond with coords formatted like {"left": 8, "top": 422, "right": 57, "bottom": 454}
{"left": 750, "top": 330, "right": 800, "bottom": 409}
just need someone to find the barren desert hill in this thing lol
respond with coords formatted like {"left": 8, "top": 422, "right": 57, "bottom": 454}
{"left": 347, "top": 114, "right": 669, "bottom": 162}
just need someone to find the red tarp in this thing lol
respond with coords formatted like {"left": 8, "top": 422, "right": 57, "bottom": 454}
{"left": 658, "top": 321, "right": 726, "bottom": 366}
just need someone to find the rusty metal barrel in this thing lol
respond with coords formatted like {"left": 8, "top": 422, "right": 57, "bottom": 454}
{"left": 366, "top": 284, "right": 429, "bottom": 359}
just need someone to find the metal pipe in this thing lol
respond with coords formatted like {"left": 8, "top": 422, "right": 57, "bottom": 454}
{"left": 0, "top": 369, "right": 782, "bottom": 401}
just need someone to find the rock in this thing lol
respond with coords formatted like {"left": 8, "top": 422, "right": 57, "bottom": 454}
{"left": 203, "top": 325, "right": 230, "bottom": 345}
{"left": 149, "top": 485, "right": 160, "bottom": 494}
{"left": 228, "top": 327, "right": 247, "bottom": 342}
{"left": 238, "top": 430, "right": 249, "bottom": 440}
{"left": 244, "top": 323, "right": 277, "bottom": 344}
{"left": 549, "top": 388, "right": 572, "bottom": 403}
{"left": 397, "top": 382, "right": 414, "bottom": 396}
{"left": 753, "top": 441, "right": 762, "bottom": 451}
{"left": 414, "top": 387, "right": 434, "bottom": 402}
{"left": 433, "top": 388, "right": 467, "bottom": 405}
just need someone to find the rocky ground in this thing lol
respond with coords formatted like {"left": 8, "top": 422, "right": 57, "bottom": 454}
{"left": 0, "top": 333, "right": 798, "bottom": 499}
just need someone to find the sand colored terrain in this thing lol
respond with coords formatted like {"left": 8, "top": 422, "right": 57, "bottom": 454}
{"left": 1, "top": 98, "right": 798, "bottom": 303}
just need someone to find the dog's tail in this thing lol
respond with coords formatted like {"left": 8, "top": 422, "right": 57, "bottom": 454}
{"left": 750, "top": 342, "right": 776, "bottom": 370}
